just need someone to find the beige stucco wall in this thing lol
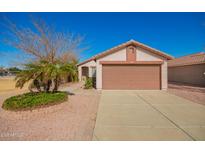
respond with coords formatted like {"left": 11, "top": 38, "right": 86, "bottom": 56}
{"left": 137, "top": 48, "right": 164, "bottom": 61}
{"left": 96, "top": 47, "right": 168, "bottom": 90}
{"left": 78, "top": 60, "right": 96, "bottom": 81}
{"left": 168, "top": 64, "right": 205, "bottom": 86}
{"left": 161, "top": 62, "right": 168, "bottom": 90}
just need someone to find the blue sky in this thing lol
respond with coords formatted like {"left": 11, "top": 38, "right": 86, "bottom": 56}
{"left": 0, "top": 12, "right": 205, "bottom": 67}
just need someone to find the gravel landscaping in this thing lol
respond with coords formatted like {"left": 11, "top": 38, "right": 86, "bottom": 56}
{"left": 168, "top": 83, "right": 205, "bottom": 106}
{"left": 0, "top": 83, "right": 101, "bottom": 140}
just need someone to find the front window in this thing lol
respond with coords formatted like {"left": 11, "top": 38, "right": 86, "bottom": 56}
{"left": 91, "top": 67, "right": 96, "bottom": 77}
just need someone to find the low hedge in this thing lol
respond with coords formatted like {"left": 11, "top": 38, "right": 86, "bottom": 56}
{"left": 2, "top": 91, "right": 68, "bottom": 111}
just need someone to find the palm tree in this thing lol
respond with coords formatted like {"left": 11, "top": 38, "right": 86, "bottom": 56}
{"left": 2, "top": 17, "right": 83, "bottom": 93}
{"left": 15, "top": 60, "right": 78, "bottom": 93}
{"left": 15, "top": 62, "right": 44, "bottom": 92}
{"left": 65, "top": 60, "right": 78, "bottom": 82}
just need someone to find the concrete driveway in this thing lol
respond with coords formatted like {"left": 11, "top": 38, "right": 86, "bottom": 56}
{"left": 93, "top": 90, "right": 205, "bottom": 141}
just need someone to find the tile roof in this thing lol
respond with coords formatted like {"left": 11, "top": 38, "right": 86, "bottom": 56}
{"left": 168, "top": 52, "right": 205, "bottom": 67}
{"left": 78, "top": 39, "right": 173, "bottom": 66}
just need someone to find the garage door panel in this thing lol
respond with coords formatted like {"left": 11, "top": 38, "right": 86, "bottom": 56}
{"left": 102, "top": 64, "right": 161, "bottom": 90}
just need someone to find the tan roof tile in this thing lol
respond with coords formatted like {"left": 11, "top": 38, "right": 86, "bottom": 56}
{"left": 168, "top": 52, "right": 205, "bottom": 67}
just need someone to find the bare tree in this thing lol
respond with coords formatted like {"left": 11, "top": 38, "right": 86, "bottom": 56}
{"left": 1, "top": 16, "right": 85, "bottom": 92}
{"left": 3, "top": 16, "right": 84, "bottom": 64}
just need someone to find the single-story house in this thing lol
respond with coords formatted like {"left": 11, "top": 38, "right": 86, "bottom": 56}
{"left": 78, "top": 39, "right": 173, "bottom": 90}
{"left": 168, "top": 52, "right": 205, "bottom": 87}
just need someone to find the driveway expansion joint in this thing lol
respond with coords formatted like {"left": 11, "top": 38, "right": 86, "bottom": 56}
{"left": 135, "top": 92, "right": 196, "bottom": 141}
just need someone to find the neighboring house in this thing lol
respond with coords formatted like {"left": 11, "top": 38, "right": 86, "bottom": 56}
{"left": 0, "top": 68, "right": 9, "bottom": 76}
{"left": 168, "top": 52, "right": 205, "bottom": 87}
{"left": 78, "top": 39, "right": 173, "bottom": 90}
{"left": 0, "top": 67, "right": 19, "bottom": 77}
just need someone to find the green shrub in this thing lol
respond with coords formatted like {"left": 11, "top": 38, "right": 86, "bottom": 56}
{"left": 2, "top": 91, "right": 68, "bottom": 111}
{"left": 84, "top": 77, "right": 93, "bottom": 89}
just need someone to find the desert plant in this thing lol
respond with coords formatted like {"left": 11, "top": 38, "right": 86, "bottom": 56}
{"left": 15, "top": 60, "right": 78, "bottom": 92}
{"left": 67, "top": 60, "right": 78, "bottom": 82}
{"left": 84, "top": 77, "right": 93, "bottom": 89}
{"left": 2, "top": 91, "right": 68, "bottom": 111}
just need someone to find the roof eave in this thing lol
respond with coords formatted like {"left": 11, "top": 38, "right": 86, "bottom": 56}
{"left": 77, "top": 57, "right": 95, "bottom": 66}
{"left": 94, "top": 40, "right": 174, "bottom": 60}
{"left": 77, "top": 39, "right": 174, "bottom": 66}
{"left": 131, "top": 40, "right": 174, "bottom": 60}
{"left": 168, "top": 61, "right": 205, "bottom": 67}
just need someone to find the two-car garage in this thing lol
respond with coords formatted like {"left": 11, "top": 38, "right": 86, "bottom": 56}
{"left": 78, "top": 40, "right": 173, "bottom": 90}
{"left": 102, "top": 64, "right": 161, "bottom": 90}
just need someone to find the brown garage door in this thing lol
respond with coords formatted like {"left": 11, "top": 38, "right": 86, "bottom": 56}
{"left": 102, "top": 64, "right": 161, "bottom": 90}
